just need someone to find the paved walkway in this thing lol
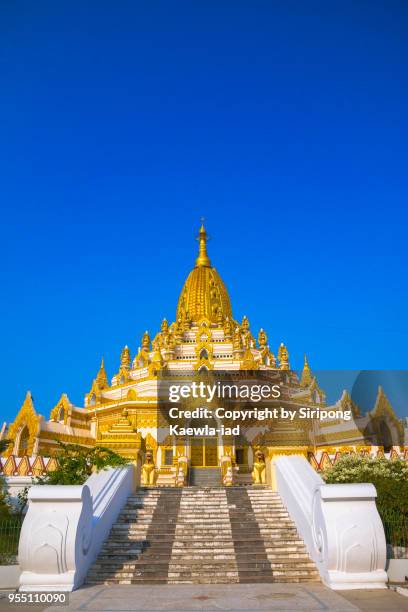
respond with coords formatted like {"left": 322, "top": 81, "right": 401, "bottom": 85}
{"left": 40, "top": 583, "right": 408, "bottom": 612}
{"left": 1, "top": 584, "right": 408, "bottom": 611}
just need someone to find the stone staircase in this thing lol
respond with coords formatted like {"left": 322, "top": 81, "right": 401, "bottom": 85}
{"left": 86, "top": 486, "right": 320, "bottom": 585}
{"left": 188, "top": 467, "right": 221, "bottom": 486}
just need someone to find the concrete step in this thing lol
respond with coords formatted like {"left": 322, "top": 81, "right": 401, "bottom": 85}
{"left": 92, "top": 553, "right": 312, "bottom": 568}
{"left": 90, "top": 561, "right": 317, "bottom": 574}
{"left": 102, "top": 538, "right": 306, "bottom": 554}
{"left": 102, "top": 536, "right": 305, "bottom": 546}
{"left": 110, "top": 529, "right": 300, "bottom": 537}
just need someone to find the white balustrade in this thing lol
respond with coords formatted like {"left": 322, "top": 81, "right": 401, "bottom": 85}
{"left": 274, "top": 455, "right": 387, "bottom": 589}
{"left": 18, "top": 465, "right": 134, "bottom": 591}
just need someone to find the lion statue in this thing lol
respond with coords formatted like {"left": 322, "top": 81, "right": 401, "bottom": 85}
{"left": 252, "top": 449, "right": 266, "bottom": 484}
{"left": 142, "top": 450, "right": 156, "bottom": 486}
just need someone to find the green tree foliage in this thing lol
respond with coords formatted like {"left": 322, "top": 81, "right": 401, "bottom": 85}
{"left": 38, "top": 441, "right": 129, "bottom": 485}
{"left": 0, "top": 441, "right": 12, "bottom": 518}
{"left": 0, "top": 480, "right": 11, "bottom": 519}
{"left": 0, "top": 440, "right": 11, "bottom": 454}
{"left": 323, "top": 454, "right": 408, "bottom": 518}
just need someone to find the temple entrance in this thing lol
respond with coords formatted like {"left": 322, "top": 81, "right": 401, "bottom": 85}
{"left": 190, "top": 437, "right": 218, "bottom": 467}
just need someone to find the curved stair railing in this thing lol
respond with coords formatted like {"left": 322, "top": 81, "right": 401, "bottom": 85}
{"left": 18, "top": 465, "right": 135, "bottom": 592}
{"left": 274, "top": 455, "right": 388, "bottom": 590}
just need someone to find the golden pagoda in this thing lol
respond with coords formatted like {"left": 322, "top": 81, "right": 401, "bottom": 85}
{"left": 2, "top": 225, "right": 406, "bottom": 483}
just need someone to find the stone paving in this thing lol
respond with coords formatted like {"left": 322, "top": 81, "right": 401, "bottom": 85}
{"left": 38, "top": 583, "right": 408, "bottom": 612}
{"left": 1, "top": 584, "right": 408, "bottom": 611}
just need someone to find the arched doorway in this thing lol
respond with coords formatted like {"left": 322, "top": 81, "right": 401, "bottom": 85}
{"left": 17, "top": 426, "right": 30, "bottom": 456}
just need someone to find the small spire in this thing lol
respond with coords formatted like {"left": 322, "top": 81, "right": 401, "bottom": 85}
{"left": 278, "top": 342, "right": 290, "bottom": 370}
{"left": 120, "top": 346, "right": 131, "bottom": 370}
{"left": 258, "top": 328, "right": 267, "bottom": 348}
{"left": 195, "top": 223, "right": 211, "bottom": 267}
{"left": 96, "top": 358, "right": 109, "bottom": 389}
{"left": 142, "top": 330, "right": 151, "bottom": 351}
{"left": 22, "top": 390, "right": 34, "bottom": 408}
{"left": 300, "top": 354, "right": 312, "bottom": 387}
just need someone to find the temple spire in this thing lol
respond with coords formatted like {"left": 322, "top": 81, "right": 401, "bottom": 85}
{"left": 120, "top": 345, "right": 131, "bottom": 370}
{"left": 195, "top": 223, "right": 211, "bottom": 267}
{"left": 278, "top": 342, "right": 290, "bottom": 370}
{"left": 96, "top": 358, "right": 109, "bottom": 389}
{"left": 300, "top": 354, "right": 313, "bottom": 387}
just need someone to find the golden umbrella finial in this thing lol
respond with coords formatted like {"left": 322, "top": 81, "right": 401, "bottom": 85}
{"left": 195, "top": 219, "right": 211, "bottom": 267}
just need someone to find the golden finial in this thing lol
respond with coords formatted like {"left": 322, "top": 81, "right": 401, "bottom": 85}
{"left": 300, "top": 354, "right": 313, "bottom": 387}
{"left": 278, "top": 342, "right": 290, "bottom": 370}
{"left": 258, "top": 328, "right": 267, "bottom": 348}
{"left": 92, "top": 357, "right": 109, "bottom": 390}
{"left": 195, "top": 222, "right": 211, "bottom": 268}
{"left": 242, "top": 315, "right": 250, "bottom": 331}
{"left": 22, "top": 390, "right": 34, "bottom": 409}
{"left": 120, "top": 345, "right": 131, "bottom": 370}
{"left": 142, "top": 330, "right": 151, "bottom": 351}
{"left": 96, "top": 358, "right": 109, "bottom": 389}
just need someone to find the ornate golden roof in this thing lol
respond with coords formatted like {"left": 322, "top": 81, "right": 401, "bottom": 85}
{"left": 176, "top": 225, "right": 233, "bottom": 324}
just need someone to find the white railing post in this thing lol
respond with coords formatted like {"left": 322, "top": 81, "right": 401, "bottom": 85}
{"left": 274, "top": 455, "right": 388, "bottom": 590}
{"left": 19, "top": 465, "right": 134, "bottom": 592}
{"left": 19, "top": 485, "right": 92, "bottom": 591}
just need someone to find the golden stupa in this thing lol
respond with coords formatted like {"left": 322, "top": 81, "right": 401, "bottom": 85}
{"left": 177, "top": 224, "right": 233, "bottom": 324}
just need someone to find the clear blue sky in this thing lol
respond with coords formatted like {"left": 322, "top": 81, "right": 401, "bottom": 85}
{"left": 1, "top": 1, "right": 407, "bottom": 422}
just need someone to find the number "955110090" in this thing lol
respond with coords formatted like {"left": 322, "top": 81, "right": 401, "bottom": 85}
{"left": 7, "top": 592, "right": 68, "bottom": 605}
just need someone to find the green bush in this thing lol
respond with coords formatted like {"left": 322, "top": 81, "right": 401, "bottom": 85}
{"left": 0, "top": 440, "right": 11, "bottom": 455}
{"left": 0, "top": 478, "right": 11, "bottom": 519}
{"left": 38, "top": 441, "right": 129, "bottom": 486}
{"left": 0, "top": 440, "right": 12, "bottom": 519}
{"left": 0, "top": 519, "right": 22, "bottom": 565}
{"left": 322, "top": 454, "right": 408, "bottom": 526}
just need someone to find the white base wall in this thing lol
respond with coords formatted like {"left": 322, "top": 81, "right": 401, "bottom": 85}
{"left": 387, "top": 559, "right": 408, "bottom": 583}
{"left": 0, "top": 566, "right": 21, "bottom": 589}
